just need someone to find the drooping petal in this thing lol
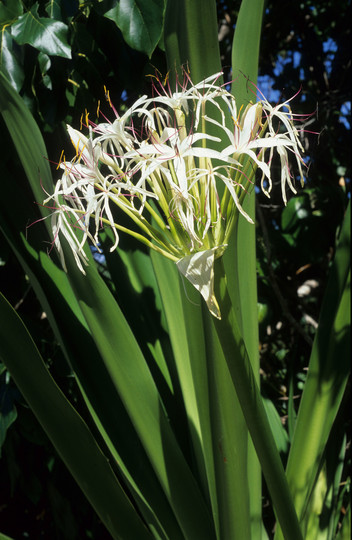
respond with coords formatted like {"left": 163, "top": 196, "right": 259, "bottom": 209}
{"left": 176, "top": 245, "right": 227, "bottom": 319}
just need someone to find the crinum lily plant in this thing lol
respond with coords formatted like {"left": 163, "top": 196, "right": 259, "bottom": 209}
{"left": 45, "top": 72, "right": 305, "bottom": 319}
{"left": 1, "top": 0, "right": 349, "bottom": 538}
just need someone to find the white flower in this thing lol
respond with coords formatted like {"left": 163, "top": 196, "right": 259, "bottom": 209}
{"left": 46, "top": 71, "right": 308, "bottom": 318}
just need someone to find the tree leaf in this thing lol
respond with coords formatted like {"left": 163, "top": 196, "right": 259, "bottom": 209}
{"left": 105, "top": 0, "right": 165, "bottom": 58}
{"left": 0, "top": 28, "right": 25, "bottom": 92}
{"left": 11, "top": 2, "right": 71, "bottom": 59}
{"left": 0, "top": 0, "right": 23, "bottom": 22}
{"left": 45, "top": 0, "right": 62, "bottom": 20}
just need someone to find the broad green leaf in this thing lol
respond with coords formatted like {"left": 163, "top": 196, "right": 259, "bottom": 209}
{"left": 62, "top": 250, "right": 216, "bottom": 539}
{"left": 11, "top": 2, "right": 71, "bottom": 58}
{"left": 104, "top": 0, "right": 165, "bottom": 58}
{"left": 164, "top": 0, "right": 221, "bottom": 84}
{"left": 0, "top": 78, "right": 183, "bottom": 539}
{"left": 45, "top": 0, "right": 62, "bottom": 20}
{"left": 202, "top": 303, "right": 251, "bottom": 540}
{"left": 0, "top": 0, "right": 23, "bottom": 22}
{"left": 231, "top": 0, "right": 265, "bottom": 107}
{"left": 0, "top": 29, "right": 25, "bottom": 92}
{"left": 211, "top": 257, "right": 303, "bottom": 540}
{"left": 0, "top": 291, "right": 152, "bottom": 540}
{"left": 151, "top": 250, "right": 218, "bottom": 525}
{"left": 230, "top": 2, "right": 265, "bottom": 538}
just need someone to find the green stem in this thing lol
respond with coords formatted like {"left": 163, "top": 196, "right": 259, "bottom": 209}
{"left": 212, "top": 257, "right": 303, "bottom": 540}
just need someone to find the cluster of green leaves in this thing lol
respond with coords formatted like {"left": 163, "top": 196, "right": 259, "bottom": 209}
{"left": 1, "top": 2, "right": 168, "bottom": 538}
{"left": 0, "top": 0, "right": 166, "bottom": 154}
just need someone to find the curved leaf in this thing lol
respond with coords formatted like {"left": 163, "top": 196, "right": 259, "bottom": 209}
{"left": 11, "top": 3, "right": 71, "bottom": 58}
{"left": 105, "top": 0, "right": 165, "bottom": 57}
{"left": 0, "top": 291, "right": 152, "bottom": 540}
{"left": 0, "top": 72, "right": 195, "bottom": 539}
{"left": 0, "top": 0, "right": 23, "bottom": 22}
{"left": 0, "top": 29, "right": 24, "bottom": 92}
{"left": 275, "top": 202, "right": 351, "bottom": 539}
{"left": 62, "top": 250, "right": 216, "bottom": 539}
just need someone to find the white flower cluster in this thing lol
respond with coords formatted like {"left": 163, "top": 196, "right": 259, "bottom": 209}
{"left": 45, "top": 72, "right": 306, "bottom": 317}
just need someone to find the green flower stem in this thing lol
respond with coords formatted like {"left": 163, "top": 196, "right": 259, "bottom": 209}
{"left": 72, "top": 210, "right": 179, "bottom": 261}
{"left": 211, "top": 257, "right": 304, "bottom": 540}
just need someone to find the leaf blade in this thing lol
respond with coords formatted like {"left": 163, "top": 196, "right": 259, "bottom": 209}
{"left": 105, "top": 0, "right": 165, "bottom": 57}
{"left": 0, "top": 291, "right": 152, "bottom": 540}
{"left": 11, "top": 3, "right": 71, "bottom": 58}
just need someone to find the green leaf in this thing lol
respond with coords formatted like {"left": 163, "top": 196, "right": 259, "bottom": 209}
{"left": 0, "top": 28, "right": 25, "bottom": 92}
{"left": 38, "top": 51, "right": 52, "bottom": 89}
{"left": 164, "top": 0, "right": 221, "bottom": 84}
{"left": 0, "top": 291, "right": 152, "bottom": 540}
{"left": 45, "top": 0, "right": 62, "bottom": 20}
{"left": 11, "top": 2, "right": 71, "bottom": 59}
{"left": 274, "top": 201, "right": 351, "bottom": 540}
{"left": 151, "top": 250, "right": 218, "bottom": 525}
{"left": 212, "top": 257, "right": 304, "bottom": 540}
{"left": 62, "top": 251, "right": 216, "bottom": 539}
{"left": 0, "top": 533, "right": 15, "bottom": 540}
{"left": 0, "top": 374, "right": 18, "bottom": 457}
{"left": 0, "top": 0, "right": 23, "bottom": 22}
{"left": 0, "top": 76, "right": 180, "bottom": 538}
{"left": 0, "top": 71, "right": 53, "bottom": 216}
{"left": 229, "top": 2, "right": 265, "bottom": 538}
{"left": 231, "top": 0, "right": 265, "bottom": 107}
{"left": 202, "top": 304, "right": 251, "bottom": 540}
{"left": 104, "top": 0, "right": 165, "bottom": 58}
{"left": 262, "top": 397, "right": 289, "bottom": 457}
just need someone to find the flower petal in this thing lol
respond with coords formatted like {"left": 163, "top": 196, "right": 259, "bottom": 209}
{"left": 176, "top": 246, "right": 227, "bottom": 319}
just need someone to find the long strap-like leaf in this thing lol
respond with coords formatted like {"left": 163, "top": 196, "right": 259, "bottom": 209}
{"left": 275, "top": 201, "right": 351, "bottom": 539}
{"left": 0, "top": 291, "right": 152, "bottom": 540}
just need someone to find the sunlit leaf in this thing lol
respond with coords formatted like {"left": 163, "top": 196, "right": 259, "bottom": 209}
{"left": 0, "top": 29, "right": 24, "bottom": 92}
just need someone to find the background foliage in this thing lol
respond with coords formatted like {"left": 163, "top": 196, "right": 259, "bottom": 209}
{"left": 0, "top": 0, "right": 350, "bottom": 537}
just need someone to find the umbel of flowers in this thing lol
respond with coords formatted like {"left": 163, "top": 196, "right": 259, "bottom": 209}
{"left": 45, "top": 72, "right": 306, "bottom": 319}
